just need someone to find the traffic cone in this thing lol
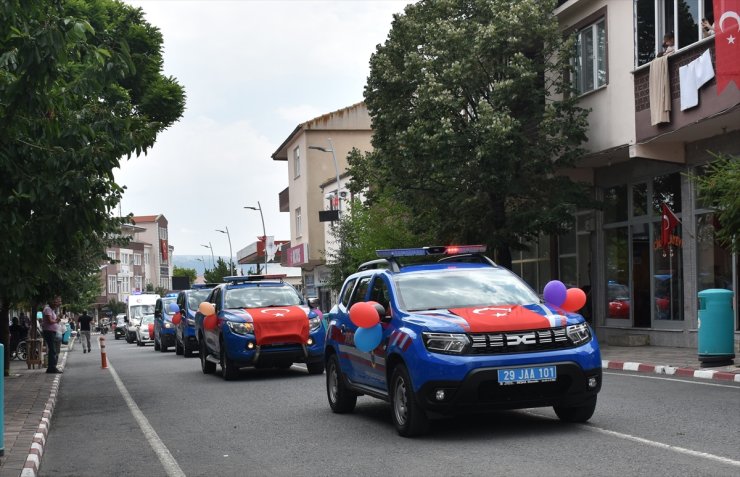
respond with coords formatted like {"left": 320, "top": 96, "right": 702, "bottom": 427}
{"left": 99, "top": 335, "right": 108, "bottom": 369}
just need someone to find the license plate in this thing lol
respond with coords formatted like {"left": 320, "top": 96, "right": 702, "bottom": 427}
{"left": 497, "top": 366, "right": 557, "bottom": 385}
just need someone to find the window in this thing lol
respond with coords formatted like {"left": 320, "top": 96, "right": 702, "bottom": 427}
{"left": 293, "top": 146, "right": 301, "bottom": 179}
{"left": 121, "top": 253, "right": 130, "bottom": 265}
{"left": 636, "top": 0, "right": 714, "bottom": 67}
{"left": 348, "top": 277, "right": 371, "bottom": 307}
{"left": 159, "top": 226, "right": 168, "bottom": 240}
{"left": 144, "top": 252, "right": 150, "bottom": 265}
{"left": 295, "top": 207, "right": 302, "bottom": 237}
{"left": 573, "top": 18, "right": 607, "bottom": 94}
{"left": 340, "top": 278, "right": 358, "bottom": 307}
{"left": 108, "top": 276, "right": 117, "bottom": 293}
{"left": 134, "top": 254, "right": 141, "bottom": 266}
{"left": 107, "top": 250, "right": 116, "bottom": 261}
{"left": 134, "top": 276, "right": 142, "bottom": 292}
{"left": 119, "top": 276, "right": 131, "bottom": 294}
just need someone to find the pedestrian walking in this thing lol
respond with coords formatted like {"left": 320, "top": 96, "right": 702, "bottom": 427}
{"left": 42, "top": 296, "right": 63, "bottom": 374}
{"left": 78, "top": 311, "right": 93, "bottom": 353}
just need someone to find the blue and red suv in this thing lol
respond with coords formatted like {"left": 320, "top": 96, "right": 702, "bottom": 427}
{"left": 175, "top": 285, "right": 217, "bottom": 357}
{"left": 325, "top": 246, "right": 602, "bottom": 436}
{"left": 154, "top": 294, "right": 178, "bottom": 352}
{"left": 195, "top": 275, "right": 325, "bottom": 380}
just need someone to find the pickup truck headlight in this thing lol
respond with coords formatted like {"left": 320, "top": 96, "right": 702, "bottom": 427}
{"left": 164, "top": 322, "right": 174, "bottom": 329}
{"left": 308, "top": 316, "right": 322, "bottom": 332}
{"left": 422, "top": 333, "right": 470, "bottom": 354}
{"left": 566, "top": 322, "right": 591, "bottom": 346}
{"left": 226, "top": 321, "right": 254, "bottom": 335}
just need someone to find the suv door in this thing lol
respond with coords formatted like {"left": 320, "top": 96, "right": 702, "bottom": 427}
{"left": 338, "top": 276, "right": 371, "bottom": 383}
{"left": 204, "top": 287, "right": 222, "bottom": 354}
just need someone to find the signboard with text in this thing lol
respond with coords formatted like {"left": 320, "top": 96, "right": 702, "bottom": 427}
{"left": 287, "top": 243, "right": 308, "bottom": 266}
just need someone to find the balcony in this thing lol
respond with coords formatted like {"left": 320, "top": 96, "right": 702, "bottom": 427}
{"left": 633, "top": 37, "right": 740, "bottom": 147}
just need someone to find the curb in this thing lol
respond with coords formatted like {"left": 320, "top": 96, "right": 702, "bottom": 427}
{"left": 602, "top": 359, "right": 740, "bottom": 383}
{"left": 19, "top": 339, "right": 73, "bottom": 477}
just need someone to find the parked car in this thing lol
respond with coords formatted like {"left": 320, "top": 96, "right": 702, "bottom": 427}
{"left": 135, "top": 314, "right": 155, "bottom": 346}
{"left": 195, "top": 275, "right": 325, "bottom": 380}
{"left": 325, "top": 245, "right": 602, "bottom": 436}
{"left": 114, "top": 314, "right": 127, "bottom": 340}
{"left": 176, "top": 285, "right": 218, "bottom": 357}
{"left": 154, "top": 294, "right": 178, "bottom": 352}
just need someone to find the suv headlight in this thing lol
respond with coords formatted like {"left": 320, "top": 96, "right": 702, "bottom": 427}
{"left": 566, "top": 322, "right": 591, "bottom": 346}
{"left": 308, "top": 316, "right": 322, "bottom": 332}
{"left": 226, "top": 321, "right": 254, "bottom": 335}
{"left": 164, "top": 322, "right": 173, "bottom": 329}
{"left": 422, "top": 333, "right": 470, "bottom": 354}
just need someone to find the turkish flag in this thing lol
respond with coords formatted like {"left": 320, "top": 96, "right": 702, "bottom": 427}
{"left": 714, "top": 0, "right": 740, "bottom": 93}
{"left": 660, "top": 203, "right": 679, "bottom": 250}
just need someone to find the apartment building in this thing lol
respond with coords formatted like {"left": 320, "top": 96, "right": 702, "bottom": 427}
{"left": 130, "top": 215, "right": 173, "bottom": 292}
{"left": 553, "top": 0, "right": 739, "bottom": 348}
{"left": 272, "top": 102, "right": 373, "bottom": 312}
{"left": 96, "top": 223, "right": 149, "bottom": 313}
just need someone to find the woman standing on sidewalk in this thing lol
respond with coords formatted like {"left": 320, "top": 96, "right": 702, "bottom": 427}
{"left": 42, "top": 296, "right": 63, "bottom": 374}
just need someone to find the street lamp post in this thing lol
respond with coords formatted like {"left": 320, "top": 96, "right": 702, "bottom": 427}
{"left": 244, "top": 202, "right": 268, "bottom": 274}
{"left": 201, "top": 242, "right": 215, "bottom": 269}
{"left": 308, "top": 138, "right": 342, "bottom": 216}
{"left": 215, "top": 226, "right": 234, "bottom": 275}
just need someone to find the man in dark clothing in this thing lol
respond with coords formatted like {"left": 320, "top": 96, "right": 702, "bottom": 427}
{"left": 78, "top": 311, "right": 93, "bottom": 354}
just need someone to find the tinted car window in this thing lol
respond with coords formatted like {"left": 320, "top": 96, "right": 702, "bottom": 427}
{"left": 340, "top": 278, "right": 357, "bottom": 307}
{"left": 394, "top": 268, "right": 540, "bottom": 311}
{"left": 369, "top": 276, "right": 391, "bottom": 311}
{"left": 348, "top": 277, "right": 371, "bottom": 307}
{"left": 188, "top": 290, "right": 211, "bottom": 310}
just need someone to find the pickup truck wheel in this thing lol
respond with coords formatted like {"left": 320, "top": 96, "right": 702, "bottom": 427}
{"left": 554, "top": 396, "right": 597, "bottom": 423}
{"left": 390, "top": 364, "right": 429, "bottom": 437}
{"left": 326, "top": 354, "right": 356, "bottom": 413}
{"left": 200, "top": 339, "right": 216, "bottom": 374}
{"left": 220, "top": 344, "right": 239, "bottom": 381}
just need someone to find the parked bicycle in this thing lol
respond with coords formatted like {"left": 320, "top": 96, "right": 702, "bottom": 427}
{"left": 11, "top": 340, "right": 27, "bottom": 361}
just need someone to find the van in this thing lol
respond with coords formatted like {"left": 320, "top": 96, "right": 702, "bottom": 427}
{"left": 125, "top": 294, "right": 160, "bottom": 343}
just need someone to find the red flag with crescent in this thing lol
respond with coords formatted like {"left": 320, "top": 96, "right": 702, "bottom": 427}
{"left": 661, "top": 203, "right": 679, "bottom": 250}
{"left": 714, "top": 0, "right": 740, "bottom": 93}
{"left": 247, "top": 306, "right": 309, "bottom": 346}
{"left": 449, "top": 305, "right": 553, "bottom": 332}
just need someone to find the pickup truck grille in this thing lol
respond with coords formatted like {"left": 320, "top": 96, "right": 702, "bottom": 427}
{"left": 469, "top": 327, "right": 572, "bottom": 354}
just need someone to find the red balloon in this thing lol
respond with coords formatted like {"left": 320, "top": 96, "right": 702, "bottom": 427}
{"left": 561, "top": 288, "right": 587, "bottom": 313}
{"left": 148, "top": 323, "right": 154, "bottom": 336}
{"left": 172, "top": 312, "right": 182, "bottom": 325}
{"left": 204, "top": 314, "right": 218, "bottom": 331}
{"left": 349, "top": 302, "right": 380, "bottom": 328}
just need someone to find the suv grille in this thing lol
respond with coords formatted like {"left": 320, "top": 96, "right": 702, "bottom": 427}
{"left": 469, "top": 327, "right": 572, "bottom": 354}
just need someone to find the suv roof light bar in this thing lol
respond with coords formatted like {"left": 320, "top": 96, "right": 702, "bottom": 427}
{"left": 376, "top": 245, "right": 486, "bottom": 258}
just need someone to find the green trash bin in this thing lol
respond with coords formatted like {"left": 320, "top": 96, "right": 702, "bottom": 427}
{"left": 697, "top": 288, "right": 735, "bottom": 367}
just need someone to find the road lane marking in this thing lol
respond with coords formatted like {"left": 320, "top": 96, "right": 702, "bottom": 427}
{"left": 604, "top": 371, "right": 740, "bottom": 389}
{"left": 108, "top": 361, "right": 186, "bottom": 477}
{"left": 525, "top": 410, "right": 740, "bottom": 468}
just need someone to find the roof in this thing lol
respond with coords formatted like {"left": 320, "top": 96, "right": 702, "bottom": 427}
{"left": 131, "top": 215, "right": 160, "bottom": 224}
{"left": 271, "top": 101, "right": 369, "bottom": 161}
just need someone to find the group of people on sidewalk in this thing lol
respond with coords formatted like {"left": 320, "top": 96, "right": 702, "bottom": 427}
{"left": 39, "top": 296, "right": 93, "bottom": 374}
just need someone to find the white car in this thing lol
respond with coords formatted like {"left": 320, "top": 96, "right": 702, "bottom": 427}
{"left": 135, "top": 314, "right": 155, "bottom": 346}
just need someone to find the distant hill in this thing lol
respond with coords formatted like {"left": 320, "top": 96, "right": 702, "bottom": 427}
{"left": 172, "top": 255, "right": 300, "bottom": 277}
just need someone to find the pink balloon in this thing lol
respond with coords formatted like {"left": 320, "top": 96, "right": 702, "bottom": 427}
{"left": 561, "top": 288, "right": 587, "bottom": 312}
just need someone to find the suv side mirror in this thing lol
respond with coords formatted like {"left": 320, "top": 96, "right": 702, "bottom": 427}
{"left": 308, "top": 297, "right": 319, "bottom": 308}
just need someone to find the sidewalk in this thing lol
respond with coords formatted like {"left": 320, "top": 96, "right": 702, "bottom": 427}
{"left": 0, "top": 342, "right": 738, "bottom": 477}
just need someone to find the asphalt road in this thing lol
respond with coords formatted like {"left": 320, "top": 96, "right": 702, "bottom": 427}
{"left": 40, "top": 337, "right": 740, "bottom": 477}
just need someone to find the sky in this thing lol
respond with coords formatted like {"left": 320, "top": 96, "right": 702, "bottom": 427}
{"left": 115, "top": 0, "right": 409, "bottom": 258}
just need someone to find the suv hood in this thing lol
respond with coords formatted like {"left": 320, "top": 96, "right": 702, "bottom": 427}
{"left": 412, "top": 304, "right": 582, "bottom": 333}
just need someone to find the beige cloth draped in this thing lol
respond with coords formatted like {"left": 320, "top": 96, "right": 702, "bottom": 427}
{"left": 649, "top": 55, "right": 671, "bottom": 125}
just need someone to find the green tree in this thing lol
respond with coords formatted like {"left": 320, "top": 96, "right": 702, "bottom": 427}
{"left": 359, "top": 0, "right": 590, "bottom": 270}
{"left": 173, "top": 265, "right": 197, "bottom": 284}
{"left": 155, "top": 286, "right": 168, "bottom": 297}
{"left": 693, "top": 154, "right": 740, "bottom": 253}
{"left": 204, "top": 257, "right": 231, "bottom": 283}
{"left": 325, "top": 196, "right": 434, "bottom": 290}
{"left": 0, "top": 0, "right": 185, "bottom": 373}
{"left": 107, "top": 298, "right": 126, "bottom": 316}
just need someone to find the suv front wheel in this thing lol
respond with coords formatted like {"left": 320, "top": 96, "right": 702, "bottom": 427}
{"left": 554, "top": 396, "right": 597, "bottom": 423}
{"left": 390, "top": 364, "right": 429, "bottom": 437}
{"left": 326, "top": 354, "right": 357, "bottom": 413}
{"left": 200, "top": 338, "right": 216, "bottom": 374}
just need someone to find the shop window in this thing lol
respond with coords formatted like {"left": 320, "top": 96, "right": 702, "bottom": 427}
{"left": 604, "top": 185, "right": 628, "bottom": 223}
{"left": 605, "top": 227, "right": 629, "bottom": 320}
{"left": 632, "top": 183, "right": 648, "bottom": 217}
{"left": 653, "top": 172, "right": 681, "bottom": 214}
{"left": 696, "top": 213, "right": 733, "bottom": 291}
{"left": 652, "top": 219, "right": 683, "bottom": 321}
{"left": 636, "top": 0, "right": 713, "bottom": 67}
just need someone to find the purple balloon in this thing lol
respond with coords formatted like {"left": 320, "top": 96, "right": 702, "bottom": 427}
{"left": 543, "top": 280, "right": 567, "bottom": 307}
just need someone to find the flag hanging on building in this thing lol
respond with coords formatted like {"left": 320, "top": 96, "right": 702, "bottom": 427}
{"left": 714, "top": 0, "right": 740, "bottom": 93}
{"left": 660, "top": 202, "right": 680, "bottom": 250}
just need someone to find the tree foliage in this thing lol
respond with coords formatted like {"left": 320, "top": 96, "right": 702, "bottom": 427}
{"left": 204, "top": 257, "right": 231, "bottom": 284}
{"left": 107, "top": 298, "right": 126, "bottom": 316}
{"left": 325, "top": 196, "right": 434, "bottom": 291}
{"left": 173, "top": 265, "right": 197, "bottom": 285}
{"left": 358, "top": 0, "right": 590, "bottom": 269}
{"left": 694, "top": 154, "right": 740, "bottom": 253}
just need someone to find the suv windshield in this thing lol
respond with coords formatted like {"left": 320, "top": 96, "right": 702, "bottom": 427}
{"left": 394, "top": 268, "right": 540, "bottom": 312}
{"left": 162, "top": 298, "right": 177, "bottom": 315}
{"left": 224, "top": 286, "right": 303, "bottom": 309}
{"left": 188, "top": 290, "right": 211, "bottom": 311}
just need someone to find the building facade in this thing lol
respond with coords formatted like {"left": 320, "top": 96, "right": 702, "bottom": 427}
{"left": 553, "top": 0, "right": 739, "bottom": 348}
{"left": 272, "top": 102, "right": 373, "bottom": 312}
{"left": 130, "top": 215, "right": 173, "bottom": 292}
